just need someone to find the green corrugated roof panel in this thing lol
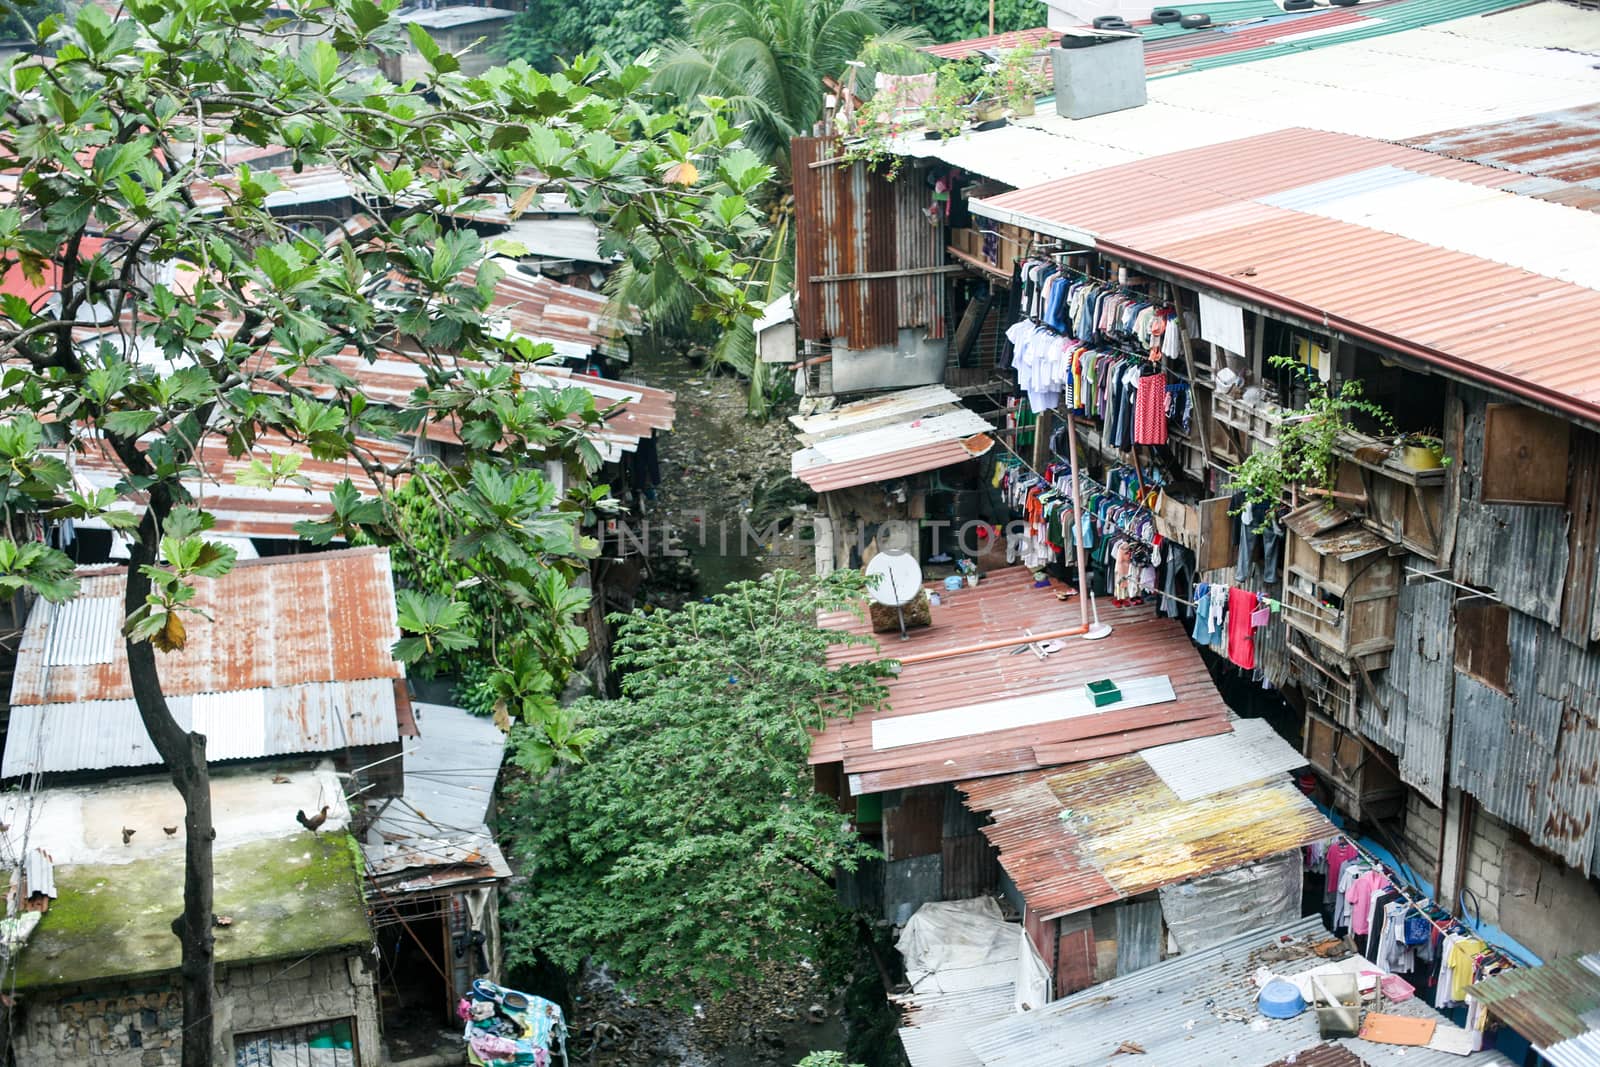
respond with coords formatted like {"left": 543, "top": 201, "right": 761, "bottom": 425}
{"left": 1142, "top": 0, "right": 1536, "bottom": 76}
{"left": 1138, "top": 0, "right": 1289, "bottom": 40}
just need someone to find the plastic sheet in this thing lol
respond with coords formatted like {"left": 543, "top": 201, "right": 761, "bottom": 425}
{"left": 1158, "top": 850, "right": 1302, "bottom": 953}
{"left": 897, "top": 898, "right": 1019, "bottom": 994}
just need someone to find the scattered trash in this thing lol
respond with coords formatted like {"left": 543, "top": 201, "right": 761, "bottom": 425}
{"left": 1112, "top": 1040, "right": 1147, "bottom": 1055}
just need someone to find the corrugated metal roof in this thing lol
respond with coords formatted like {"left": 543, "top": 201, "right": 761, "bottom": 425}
{"left": 895, "top": 4, "right": 1600, "bottom": 191}
{"left": 191, "top": 165, "right": 351, "bottom": 213}
{"left": 392, "top": 5, "right": 514, "bottom": 28}
{"left": 972, "top": 126, "right": 1600, "bottom": 423}
{"left": 966, "top": 916, "right": 1515, "bottom": 1067}
{"left": 1472, "top": 953, "right": 1600, "bottom": 1055}
{"left": 4, "top": 549, "right": 402, "bottom": 776}
{"left": 364, "top": 702, "right": 512, "bottom": 890}
{"left": 811, "top": 567, "right": 1234, "bottom": 793}
{"left": 1401, "top": 104, "right": 1600, "bottom": 213}
{"left": 1262, "top": 1045, "right": 1367, "bottom": 1067}
{"left": 1138, "top": 716, "right": 1308, "bottom": 801}
{"left": 958, "top": 754, "right": 1332, "bottom": 920}
{"left": 791, "top": 408, "right": 995, "bottom": 491}
{"left": 922, "top": 28, "right": 1057, "bottom": 59}
{"left": 895, "top": 982, "right": 1015, "bottom": 1067}
{"left": 4, "top": 678, "right": 401, "bottom": 777}
{"left": 494, "top": 217, "right": 606, "bottom": 263}
{"left": 790, "top": 385, "right": 964, "bottom": 444}
{"left": 66, "top": 431, "right": 404, "bottom": 541}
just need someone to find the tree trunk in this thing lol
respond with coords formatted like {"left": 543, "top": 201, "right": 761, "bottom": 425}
{"left": 124, "top": 519, "right": 216, "bottom": 1067}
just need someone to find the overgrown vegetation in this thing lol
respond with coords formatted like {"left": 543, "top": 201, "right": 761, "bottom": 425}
{"left": 501, "top": 570, "right": 892, "bottom": 1003}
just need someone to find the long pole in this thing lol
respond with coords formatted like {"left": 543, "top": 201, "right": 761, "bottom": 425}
{"left": 990, "top": 0, "right": 996, "bottom": 34}
{"left": 1065, "top": 412, "right": 1091, "bottom": 629}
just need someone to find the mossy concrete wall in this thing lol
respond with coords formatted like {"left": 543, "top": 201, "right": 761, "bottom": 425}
{"left": 13, "top": 948, "right": 380, "bottom": 1066}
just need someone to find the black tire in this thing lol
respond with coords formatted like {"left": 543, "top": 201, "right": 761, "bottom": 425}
{"left": 1329, "top": 0, "right": 1358, "bottom": 7}
{"left": 1151, "top": 7, "right": 1183, "bottom": 22}
{"left": 1281, "top": 0, "right": 1314, "bottom": 9}
{"left": 1179, "top": 12, "right": 1212, "bottom": 27}
{"left": 1093, "top": 14, "right": 1132, "bottom": 28}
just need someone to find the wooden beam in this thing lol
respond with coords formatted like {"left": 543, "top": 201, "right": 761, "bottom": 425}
{"left": 808, "top": 265, "right": 969, "bottom": 284}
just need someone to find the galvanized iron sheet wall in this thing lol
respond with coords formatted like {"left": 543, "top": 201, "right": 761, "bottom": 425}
{"left": 791, "top": 137, "right": 946, "bottom": 349}
{"left": 1454, "top": 390, "right": 1570, "bottom": 627}
{"left": 1359, "top": 559, "right": 1453, "bottom": 806}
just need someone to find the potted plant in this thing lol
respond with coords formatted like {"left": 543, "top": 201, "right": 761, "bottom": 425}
{"left": 996, "top": 40, "right": 1050, "bottom": 117}
{"left": 1396, "top": 431, "right": 1448, "bottom": 471}
{"left": 1228, "top": 356, "right": 1396, "bottom": 522}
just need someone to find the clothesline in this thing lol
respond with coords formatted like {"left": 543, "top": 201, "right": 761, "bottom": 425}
{"left": 1162, "top": 586, "right": 1328, "bottom": 625}
{"left": 1336, "top": 833, "right": 1519, "bottom": 972}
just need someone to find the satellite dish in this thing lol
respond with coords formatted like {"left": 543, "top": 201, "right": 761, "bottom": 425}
{"left": 865, "top": 553, "right": 924, "bottom": 607}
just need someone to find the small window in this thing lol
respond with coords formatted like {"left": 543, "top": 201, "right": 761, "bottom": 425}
{"left": 1455, "top": 600, "right": 1511, "bottom": 693}
{"left": 234, "top": 1018, "right": 358, "bottom": 1066}
{"left": 1482, "top": 404, "right": 1570, "bottom": 504}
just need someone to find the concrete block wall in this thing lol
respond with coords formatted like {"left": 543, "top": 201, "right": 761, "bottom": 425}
{"left": 15, "top": 948, "right": 379, "bottom": 1067}
{"left": 1402, "top": 792, "right": 1443, "bottom": 891}
{"left": 1461, "top": 812, "right": 1508, "bottom": 927}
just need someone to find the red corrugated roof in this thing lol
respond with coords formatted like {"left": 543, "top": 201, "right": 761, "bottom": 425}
{"left": 922, "top": 27, "right": 1057, "bottom": 59}
{"left": 959, "top": 752, "right": 1333, "bottom": 919}
{"left": 809, "top": 567, "right": 1232, "bottom": 792}
{"left": 976, "top": 127, "right": 1600, "bottom": 423}
{"left": 796, "top": 433, "right": 994, "bottom": 492}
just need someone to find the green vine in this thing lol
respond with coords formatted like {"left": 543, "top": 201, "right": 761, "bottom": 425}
{"left": 1227, "top": 356, "right": 1396, "bottom": 520}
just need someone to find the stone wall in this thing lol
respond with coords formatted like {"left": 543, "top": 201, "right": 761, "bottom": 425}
{"left": 15, "top": 948, "right": 379, "bottom": 1067}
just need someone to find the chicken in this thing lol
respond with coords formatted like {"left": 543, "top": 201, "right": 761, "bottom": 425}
{"left": 163, "top": 826, "right": 178, "bottom": 837}
{"left": 121, "top": 827, "right": 136, "bottom": 845}
{"left": 271, "top": 774, "right": 290, "bottom": 784}
{"left": 296, "top": 806, "right": 330, "bottom": 833}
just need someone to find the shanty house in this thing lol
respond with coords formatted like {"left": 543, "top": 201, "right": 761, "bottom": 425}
{"left": 363, "top": 702, "right": 513, "bottom": 1035}
{"left": 812, "top": 567, "right": 1336, "bottom": 999}
{"left": 0, "top": 548, "right": 410, "bottom": 1065}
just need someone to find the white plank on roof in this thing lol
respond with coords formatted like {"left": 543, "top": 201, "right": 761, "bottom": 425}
{"left": 870, "top": 675, "right": 1175, "bottom": 751}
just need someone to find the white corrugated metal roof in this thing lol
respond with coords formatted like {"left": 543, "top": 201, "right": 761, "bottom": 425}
{"left": 792, "top": 409, "right": 992, "bottom": 476}
{"left": 497, "top": 217, "right": 605, "bottom": 263}
{"left": 1138, "top": 717, "right": 1307, "bottom": 801}
{"left": 392, "top": 5, "right": 515, "bottom": 28}
{"left": 965, "top": 917, "right": 1514, "bottom": 1067}
{"left": 896, "top": 983, "right": 1015, "bottom": 1067}
{"left": 790, "top": 385, "right": 963, "bottom": 443}
{"left": 3, "top": 678, "right": 402, "bottom": 777}
{"left": 364, "top": 702, "right": 512, "bottom": 889}
{"left": 897, "top": 3, "right": 1600, "bottom": 191}
{"left": 1255, "top": 166, "right": 1600, "bottom": 291}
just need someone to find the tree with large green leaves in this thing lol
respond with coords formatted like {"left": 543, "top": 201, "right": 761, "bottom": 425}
{"left": 0, "top": 0, "right": 770, "bottom": 1059}
{"left": 623, "top": 0, "right": 928, "bottom": 415}
{"left": 501, "top": 570, "right": 891, "bottom": 1002}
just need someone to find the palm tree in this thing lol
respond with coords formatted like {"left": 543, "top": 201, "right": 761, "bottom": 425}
{"left": 624, "top": 0, "right": 928, "bottom": 415}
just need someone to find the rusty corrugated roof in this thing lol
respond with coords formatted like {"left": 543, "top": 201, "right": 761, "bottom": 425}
{"left": 12, "top": 547, "right": 402, "bottom": 707}
{"left": 1264, "top": 1044, "right": 1370, "bottom": 1067}
{"left": 810, "top": 567, "right": 1233, "bottom": 792}
{"left": 66, "top": 432, "right": 402, "bottom": 541}
{"left": 1472, "top": 953, "right": 1600, "bottom": 1057}
{"left": 958, "top": 753, "right": 1334, "bottom": 920}
{"left": 1402, "top": 104, "right": 1600, "bottom": 213}
{"left": 972, "top": 127, "right": 1600, "bottom": 424}
{"left": 3, "top": 549, "right": 404, "bottom": 776}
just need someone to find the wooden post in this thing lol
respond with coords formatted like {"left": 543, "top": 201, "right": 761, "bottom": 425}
{"left": 1032, "top": 408, "right": 1056, "bottom": 473}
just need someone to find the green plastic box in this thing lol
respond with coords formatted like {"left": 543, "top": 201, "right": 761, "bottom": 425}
{"left": 1086, "top": 680, "right": 1121, "bottom": 707}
